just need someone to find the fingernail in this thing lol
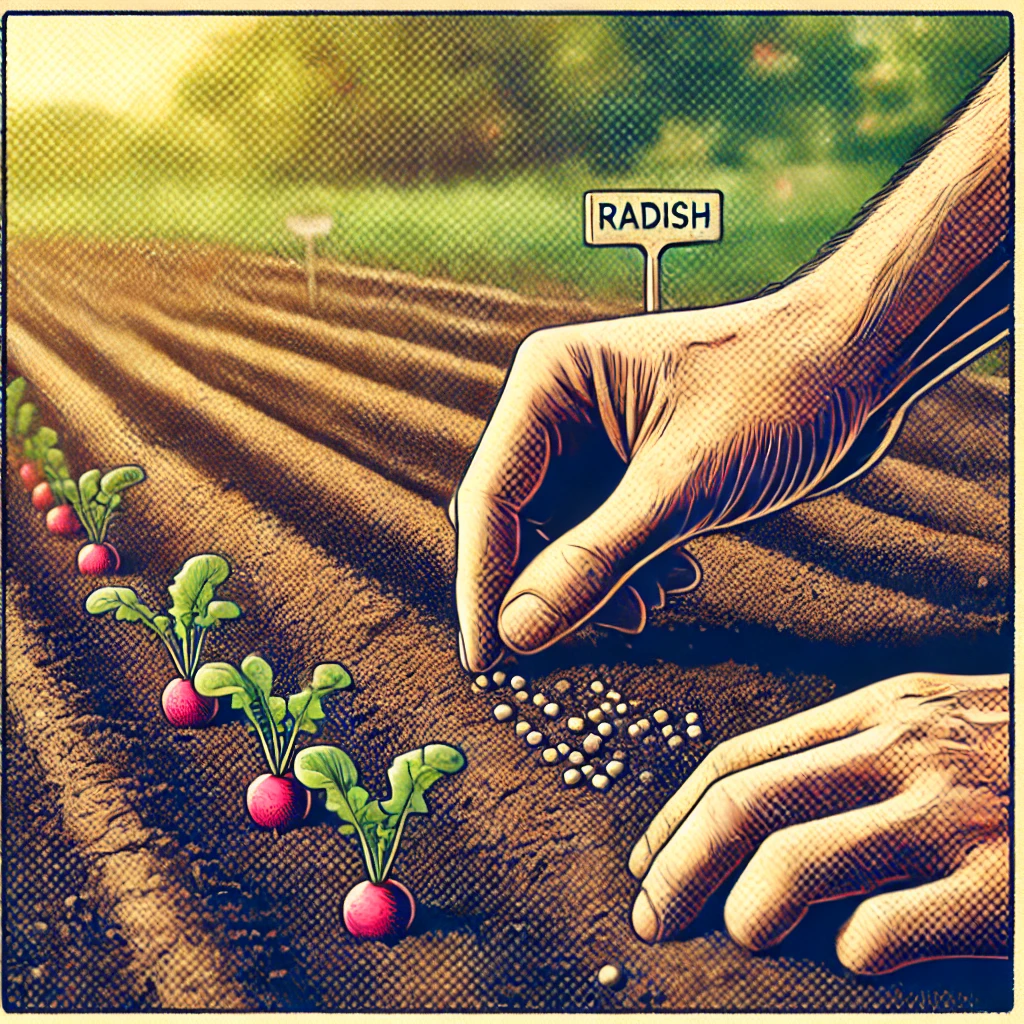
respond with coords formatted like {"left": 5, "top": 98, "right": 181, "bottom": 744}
{"left": 632, "top": 888, "right": 662, "bottom": 944}
{"left": 499, "top": 593, "right": 565, "bottom": 652}
{"left": 628, "top": 834, "right": 652, "bottom": 880}
{"left": 458, "top": 630, "right": 469, "bottom": 671}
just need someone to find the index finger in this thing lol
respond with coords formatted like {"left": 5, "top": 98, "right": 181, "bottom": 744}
{"left": 454, "top": 331, "right": 567, "bottom": 672}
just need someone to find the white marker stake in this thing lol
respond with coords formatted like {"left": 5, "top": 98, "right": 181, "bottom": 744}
{"left": 584, "top": 191, "right": 723, "bottom": 312}
{"left": 286, "top": 214, "right": 334, "bottom": 309}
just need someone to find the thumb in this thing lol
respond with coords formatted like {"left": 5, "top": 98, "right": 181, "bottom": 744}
{"left": 498, "top": 464, "right": 678, "bottom": 654}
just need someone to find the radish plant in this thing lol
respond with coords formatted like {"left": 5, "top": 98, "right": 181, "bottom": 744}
{"left": 38, "top": 448, "right": 83, "bottom": 533}
{"left": 6, "top": 377, "right": 55, "bottom": 489}
{"left": 195, "top": 655, "right": 352, "bottom": 831}
{"left": 294, "top": 743, "right": 465, "bottom": 940}
{"left": 61, "top": 465, "right": 146, "bottom": 574}
{"left": 86, "top": 553, "right": 242, "bottom": 727}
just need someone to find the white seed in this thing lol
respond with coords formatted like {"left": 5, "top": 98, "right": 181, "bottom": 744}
{"left": 598, "top": 963, "right": 623, "bottom": 988}
{"left": 637, "top": 718, "right": 651, "bottom": 733}
{"left": 661, "top": 725, "right": 674, "bottom": 737}
{"left": 493, "top": 704, "right": 514, "bottom": 722}
{"left": 543, "top": 702, "right": 560, "bottom": 718}
{"left": 526, "top": 731, "right": 543, "bottom": 746}
{"left": 563, "top": 768, "right": 582, "bottom": 786}
{"left": 582, "top": 764, "right": 595, "bottom": 778}
{"left": 568, "top": 716, "right": 585, "bottom": 732}
{"left": 533, "top": 693, "right": 547, "bottom": 707}
{"left": 685, "top": 711, "right": 699, "bottom": 724}
{"left": 515, "top": 690, "right": 530, "bottom": 703}
{"left": 668, "top": 735, "right": 684, "bottom": 749}
{"left": 639, "top": 770, "right": 653, "bottom": 783}
{"left": 590, "top": 680, "right": 605, "bottom": 694}
{"left": 542, "top": 747, "right": 560, "bottom": 763}
{"left": 606, "top": 690, "right": 621, "bottom": 702}
{"left": 600, "top": 700, "right": 613, "bottom": 713}
{"left": 568, "top": 750, "right": 584, "bottom": 765}
{"left": 616, "top": 703, "right": 627, "bottom": 715}
{"left": 654, "top": 709, "right": 670, "bottom": 724}
{"left": 583, "top": 733, "right": 603, "bottom": 754}
{"left": 556, "top": 742, "right": 570, "bottom": 755}
{"left": 686, "top": 724, "right": 703, "bottom": 739}
{"left": 555, "top": 678, "right": 571, "bottom": 693}
{"left": 628, "top": 724, "right": 640, "bottom": 738}
{"left": 597, "top": 721, "right": 613, "bottom": 737}
{"left": 587, "top": 708, "right": 605, "bottom": 723}
{"left": 591, "top": 774, "right": 610, "bottom": 790}
{"left": 515, "top": 721, "right": 531, "bottom": 736}
{"left": 511, "top": 675, "right": 527, "bottom": 690}
{"left": 492, "top": 671, "right": 507, "bottom": 685}
{"left": 475, "top": 674, "right": 491, "bottom": 689}
{"left": 606, "top": 760, "right": 625, "bottom": 778}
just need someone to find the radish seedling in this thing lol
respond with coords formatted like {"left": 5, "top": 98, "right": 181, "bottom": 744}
{"left": 294, "top": 743, "right": 465, "bottom": 941}
{"left": 5, "top": 377, "right": 57, "bottom": 489}
{"left": 195, "top": 655, "right": 352, "bottom": 831}
{"left": 61, "top": 465, "right": 146, "bottom": 574}
{"left": 86, "top": 554, "right": 242, "bottom": 727}
{"left": 40, "top": 449, "right": 83, "bottom": 534}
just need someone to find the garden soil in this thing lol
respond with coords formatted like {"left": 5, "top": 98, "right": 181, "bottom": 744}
{"left": 3, "top": 238, "right": 1011, "bottom": 1011}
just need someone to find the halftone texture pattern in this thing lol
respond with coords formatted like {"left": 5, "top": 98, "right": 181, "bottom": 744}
{"left": 5, "top": 14, "right": 1010, "bottom": 307}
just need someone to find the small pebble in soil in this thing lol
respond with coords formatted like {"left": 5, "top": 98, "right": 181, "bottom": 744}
{"left": 606, "top": 690, "right": 621, "bottom": 702}
{"left": 555, "top": 679, "right": 571, "bottom": 693}
{"left": 542, "top": 747, "right": 560, "bottom": 763}
{"left": 582, "top": 764, "right": 596, "bottom": 778}
{"left": 592, "top": 774, "right": 610, "bottom": 790}
{"left": 587, "top": 708, "right": 605, "bottom": 723}
{"left": 686, "top": 724, "right": 703, "bottom": 739}
{"left": 526, "top": 730, "right": 543, "bottom": 746}
{"left": 601, "top": 700, "right": 613, "bottom": 713}
{"left": 606, "top": 760, "right": 625, "bottom": 778}
{"left": 543, "top": 702, "right": 560, "bottom": 718}
{"left": 493, "top": 704, "right": 514, "bottom": 722}
{"left": 583, "top": 734, "right": 603, "bottom": 754}
{"left": 511, "top": 676, "right": 527, "bottom": 690}
{"left": 597, "top": 721, "right": 613, "bottom": 738}
{"left": 515, "top": 721, "right": 531, "bottom": 737}
{"left": 591, "top": 680, "right": 605, "bottom": 694}
{"left": 616, "top": 703, "right": 627, "bottom": 715}
{"left": 685, "top": 711, "right": 699, "bottom": 724}
{"left": 557, "top": 742, "right": 570, "bottom": 755}
{"left": 654, "top": 709, "right": 670, "bottom": 724}
{"left": 564, "top": 768, "right": 582, "bottom": 786}
{"left": 568, "top": 716, "right": 585, "bottom": 732}
{"left": 640, "top": 770, "right": 653, "bottom": 783}
{"left": 598, "top": 963, "right": 624, "bottom": 988}
{"left": 515, "top": 691, "right": 530, "bottom": 703}
{"left": 533, "top": 693, "right": 548, "bottom": 707}
{"left": 668, "top": 735, "right": 684, "bottom": 750}
{"left": 637, "top": 718, "right": 651, "bottom": 733}
{"left": 492, "top": 671, "right": 507, "bottom": 684}
{"left": 661, "top": 724, "right": 674, "bottom": 737}
{"left": 568, "top": 750, "right": 585, "bottom": 765}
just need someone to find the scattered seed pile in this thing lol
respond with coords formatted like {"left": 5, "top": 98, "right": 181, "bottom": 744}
{"left": 3, "top": 238, "right": 1011, "bottom": 1012}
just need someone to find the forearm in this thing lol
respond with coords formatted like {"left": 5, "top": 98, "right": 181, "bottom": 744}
{"left": 813, "top": 57, "right": 1010, "bottom": 392}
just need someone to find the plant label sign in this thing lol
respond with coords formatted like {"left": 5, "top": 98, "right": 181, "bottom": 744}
{"left": 583, "top": 190, "right": 723, "bottom": 312}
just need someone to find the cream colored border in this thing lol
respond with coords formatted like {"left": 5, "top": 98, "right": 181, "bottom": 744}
{"left": 1, "top": 1, "right": 1020, "bottom": 1020}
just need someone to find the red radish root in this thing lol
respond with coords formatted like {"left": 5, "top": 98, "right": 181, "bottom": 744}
{"left": 47, "top": 504, "right": 84, "bottom": 536}
{"left": 31, "top": 481, "right": 54, "bottom": 512}
{"left": 78, "top": 542, "right": 121, "bottom": 575}
{"left": 161, "top": 677, "right": 218, "bottom": 728}
{"left": 343, "top": 880, "right": 416, "bottom": 941}
{"left": 246, "top": 773, "right": 311, "bottom": 831}
{"left": 19, "top": 462, "right": 42, "bottom": 489}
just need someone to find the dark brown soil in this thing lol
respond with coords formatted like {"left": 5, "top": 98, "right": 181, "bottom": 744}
{"left": 3, "top": 237, "right": 1011, "bottom": 1011}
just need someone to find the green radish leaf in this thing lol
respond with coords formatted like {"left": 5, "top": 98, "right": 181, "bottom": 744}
{"left": 6, "top": 377, "right": 26, "bottom": 439}
{"left": 62, "top": 479, "right": 80, "bottom": 503}
{"left": 195, "top": 599, "right": 241, "bottom": 628}
{"left": 286, "top": 662, "right": 352, "bottom": 735}
{"left": 15, "top": 402, "right": 37, "bottom": 439}
{"left": 45, "top": 448, "right": 70, "bottom": 478}
{"left": 293, "top": 745, "right": 374, "bottom": 831}
{"left": 241, "top": 653, "right": 273, "bottom": 697}
{"left": 381, "top": 744, "right": 466, "bottom": 817}
{"left": 79, "top": 469, "right": 101, "bottom": 506}
{"left": 153, "top": 615, "right": 172, "bottom": 636}
{"left": 194, "top": 661, "right": 255, "bottom": 705}
{"left": 168, "top": 554, "right": 232, "bottom": 644}
{"left": 270, "top": 696, "right": 287, "bottom": 731}
{"left": 312, "top": 662, "right": 352, "bottom": 692}
{"left": 85, "top": 586, "right": 157, "bottom": 624}
{"left": 100, "top": 465, "right": 145, "bottom": 495}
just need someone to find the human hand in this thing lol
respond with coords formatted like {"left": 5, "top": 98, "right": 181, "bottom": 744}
{"left": 628, "top": 672, "right": 1009, "bottom": 974}
{"left": 451, "top": 272, "right": 872, "bottom": 672}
